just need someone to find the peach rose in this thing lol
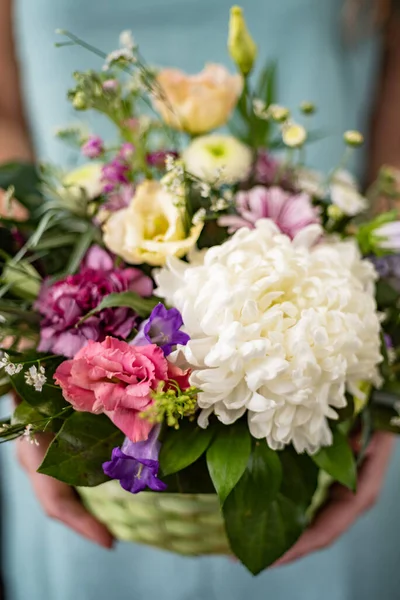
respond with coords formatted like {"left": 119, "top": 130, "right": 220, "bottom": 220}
{"left": 153, "top": 64, "right": 243, "bottom": 135}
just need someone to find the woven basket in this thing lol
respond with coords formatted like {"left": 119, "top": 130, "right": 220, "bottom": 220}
{"left": 79, "top": 482, "right": 231, "bottom": 555}
{"left": 79, "top": 471, "right": 332, "bottom": 557}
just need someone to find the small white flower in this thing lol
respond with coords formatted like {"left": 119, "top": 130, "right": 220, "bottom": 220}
{"left": 269, "top": 104, "right": 290, "bottom": 122}
{"left": 119, "top": 30, "right": 136, "bottom": 50}
{"left": 103, "top": 48, "right": 136, "bottom": 71}
{"left": 211, "top": 198, "right": 229, "bottom": 212}
{"left": 24, "top": 365, "right": 47, "bottom": 392}
{"left": 282, "top": 122, "right": 307, "bottom": 147}
{"left": 390, "top": 401, "right": 400, "bottom": 428}
{"left": 183, "top": 134, "right": 252, "bottom": 186}
{"left": 193, "top": 208, "right": 207, "bottom": 224}
{"left": 0, "top": 353, "right": 23, "bottom": 376}
{"left": 252, "top": 98, "right": 269, "bottom": 120}
{"left": 199, "top": 182, "right": 211, "bottom": 198}
{"left": 330, "top": 170, "right": 368, "bottom": 217}
{"left": 22, "top": 424, "right": 40, "bottom": 446}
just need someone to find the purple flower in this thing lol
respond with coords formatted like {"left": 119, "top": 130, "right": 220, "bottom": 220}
{"left": 101, "top": 159, "right": 130, "bottom": 193}
{"left": 118, "top": 143, "right": 135, "bottom": 161}
{"left": 147, "top": 150, "right": 179, "bottom": 170}
{"left": 35, "top": 245, "right": 153, "bottom": 358}
{"left": 102, "top": 184, "right": 134, "bottom": 213}
{"left": 253, "top": 151, "right": 280, "bottom": 185}
{"left": 370, "top": 254, "right": 400, "bottom": 291}
{"left": 103, "top": 426, "right": 167, "bottom": 494}
{"left": 253, "top": 150, "right": 294, "bottom": 188}
{"left": 82, "top": 135, "right": 104, "bottom": 159}
{"left": 218, "top": 185, "right": 320, "bottom": 239}
{"left": 133, "top": 303, "right": 190, "bottom": 356}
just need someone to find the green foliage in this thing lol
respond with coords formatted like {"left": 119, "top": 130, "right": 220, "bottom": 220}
{"left": 10, "top": 355, "right": 68, "bottom": 417}
{"left": 159, "top": 419, "right": 215, "bottom": 476}
{"left": 38, "top": 412, "right": 124, "bottom": 486}
{"left": 78, "top": 291, "right": 159, "bottom": 324}
{"left": 311, "top": 429, "right": 357, "bottom": 491}
{"left": 206, "top": 420, "right": 251, "bottom": 503}
{"left": 228, "top": 61, "right": 277, "bottom": 148}
{"left": 0, "top": 162, "right": 42, "bottom": 212}
{"left": 223, "top": 441, "right": 306, "bottom": 574}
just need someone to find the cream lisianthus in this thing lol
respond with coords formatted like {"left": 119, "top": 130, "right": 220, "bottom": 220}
{"left": 103, "top": 180, "right": 203, "bottom": 266}
{"left": 153, "top": 64, "right": 243, "bottom": 135}
{"left": 183, "top": 134, "right": 252, "bottom": 185}
{"left": 63, "top": 162, "right": 104, "bottom": 199}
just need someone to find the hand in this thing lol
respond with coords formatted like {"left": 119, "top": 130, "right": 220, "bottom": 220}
{"left": 17, "top": 433, "right": 114, "bottom": 549}
{"left": 275, "top": 431, "right": 395, "bottom": 567}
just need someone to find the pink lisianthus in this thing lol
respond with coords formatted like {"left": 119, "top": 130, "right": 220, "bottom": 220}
{"left": 218, "top": 185, "right": 320, "bottom": 239}
{"left": 54, "top": 337, "right": 190, "bottom": 442}
{"left": 35, "top": 245, "right": 153, "bottom": 358}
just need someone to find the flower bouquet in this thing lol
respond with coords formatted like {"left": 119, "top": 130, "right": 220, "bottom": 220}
{"left": 1, "top": 6, "right": 400, "bottom": 575}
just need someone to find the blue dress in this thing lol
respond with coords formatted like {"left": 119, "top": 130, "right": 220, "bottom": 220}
{"left": 2, "top": 1, "right": 400, "bottom": 598}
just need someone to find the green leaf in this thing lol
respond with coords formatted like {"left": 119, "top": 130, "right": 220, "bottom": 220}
{"left": 78, "top": 291, "right": 159, "bottom": 324}
{"left": 64, "top": 227, "right": 96, "bottom": 275}
{"left": 376, "top": 280, "right": 399, "bottom": 308}
{"left": 10, "top": 355, "right": 68, "bottom": 417}
{"left": 206, "top": 420, "right": 251, "bottom": 503}
{"left": 12, "top": 400, "right": 44, "bottom": 426}
{"left": 223, "top": 441, "right": 306, "bottom": 574}
{"left": 38, "top": 412, "right": 124, "bottom": 486}
{"left": 159, "top": 420, "right": 215, "bottom": 476}
{"left": 311, "top": 429, "right": 357, "bottom": 491}
{"left": 0, "top": 162, "right": 42, "bottom": 211}
{"left": 279, "top": 447, "right": 319, "bottom": 508}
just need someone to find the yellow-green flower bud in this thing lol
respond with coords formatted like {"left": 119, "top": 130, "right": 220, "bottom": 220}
{"left": 343, "top": 130, "right": 364, "bottom": 147}
{"left": 72, "top": 92, "right": 87, "bottom": 111}
{"left": 228, "top": 6, "right": 257, "bottom": 76}
{"left": 300, "top": 101, "right": 316, "bottom": 115}
{"left": 327, "top": 204, "right": 344, "bottom": 220}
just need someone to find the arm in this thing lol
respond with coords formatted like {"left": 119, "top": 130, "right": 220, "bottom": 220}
{"left": 369, "top": 10, "right": 400, "bottom": 187}
{"left": 1, "top": 0, "right": 112, "bottom": 548}
{"left": 0, "top": 0, "right": 33, "bottom": 162}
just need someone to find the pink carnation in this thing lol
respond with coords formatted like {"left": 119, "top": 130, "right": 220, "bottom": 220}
{"left": 218, "top": 185, "right": 320, "bottom": 239}
{"left": 55, "top": 337, "right": 190, "bottom": 442}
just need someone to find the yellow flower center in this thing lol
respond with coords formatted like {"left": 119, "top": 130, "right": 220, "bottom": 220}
{"left": 143, "top": 214, "right": 170, "bottom": 240}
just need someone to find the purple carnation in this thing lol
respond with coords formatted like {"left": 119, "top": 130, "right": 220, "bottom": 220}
{"left": 103, "top": 426, "right": 167, "bottom": 494}
{"left": 132, "top": 303, "right": 190, "bottom": 356}
{"left": 35, "top": 245, "right": 153, "bottom": 358}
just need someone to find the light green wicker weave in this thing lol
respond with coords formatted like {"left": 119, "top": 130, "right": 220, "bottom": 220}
{"left": 79, "top": 471, "right": 333, "bottom": 557}
{"left": 79, "top": 482, "right": 231, "bottom": 555}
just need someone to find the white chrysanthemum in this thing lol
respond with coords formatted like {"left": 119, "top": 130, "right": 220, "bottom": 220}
{"left": 183, "top": 134, "right": 252, "bottom": 185}
{"left": 155, "top": 220, "right": 382, "bottom": 454}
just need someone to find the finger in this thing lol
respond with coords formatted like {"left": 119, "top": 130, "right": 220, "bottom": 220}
{"left": 275, "top": 432, "right": 395, "bottom": 567}
{"left": 18, "top": 439, "right": 114, "bottom": 549}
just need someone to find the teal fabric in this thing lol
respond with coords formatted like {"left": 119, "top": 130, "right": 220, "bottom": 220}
{"left": 2, "top": 1, "right": 400, "bottom": 598}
